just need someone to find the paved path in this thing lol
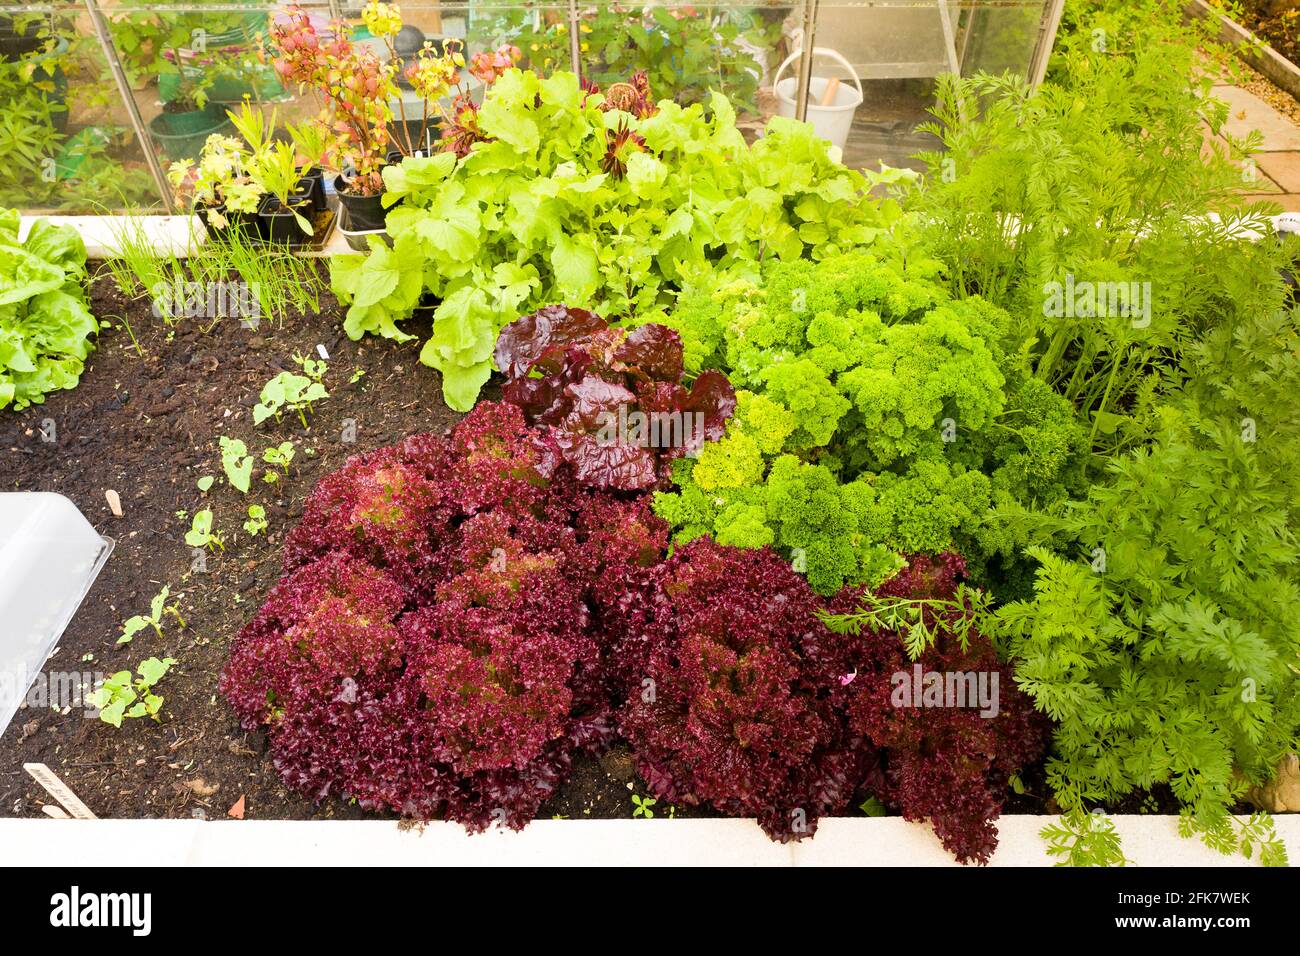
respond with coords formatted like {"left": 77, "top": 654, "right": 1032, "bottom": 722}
{"left": 1207, "top": 80, "right": 1300, "bottom": 211}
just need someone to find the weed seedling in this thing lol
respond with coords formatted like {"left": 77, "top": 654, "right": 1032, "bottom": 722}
{"left": 118, "top": 585, "right": 185, "bottom": 645}
{"left": 90, "top": 657, "right": 178, "bottom": 727}
{"left": 185, "top": 510, "right": 225, "bottom": 551}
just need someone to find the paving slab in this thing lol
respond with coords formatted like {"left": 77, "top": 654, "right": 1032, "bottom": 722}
{"left": 1213, "top": 84, "right": 1300, "bottom": 151}
{"left": 1257, "top": 151, "right": 1300, "bottom": 192}
{"left": 1244, "top": 192, "right": 1300, "bottom": 211}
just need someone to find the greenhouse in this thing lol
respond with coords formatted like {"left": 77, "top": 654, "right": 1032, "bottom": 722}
{"left": 0, "top": 0, "right": 1298, "bottom": 893}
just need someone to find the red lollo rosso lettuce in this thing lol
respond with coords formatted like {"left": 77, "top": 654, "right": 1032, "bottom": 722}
{"left": 838, "top": 553, "right": 1050, "bottom": 865}
{"left": 615, "top": 537, "right": 877, "bottom": 842}
{"left": 221, "top": 400, "right": 672, "bottom": 829}
{"left": 494, "top": 305, "right": 736, "bottom": 491}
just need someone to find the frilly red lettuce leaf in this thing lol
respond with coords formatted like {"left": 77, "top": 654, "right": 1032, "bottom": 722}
{"left": 496, "top": 305, "right": 736, "bottom": 490}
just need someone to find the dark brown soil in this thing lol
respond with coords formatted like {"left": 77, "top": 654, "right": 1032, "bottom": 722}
{"left": 0, "top": 267, "right": 1175, "bottom": 833}
{"left": 1235, "top": 1, "right": 1300, "bottom": 67}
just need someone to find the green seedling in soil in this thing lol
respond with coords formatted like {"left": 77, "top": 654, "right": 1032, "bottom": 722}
{"left": 185, "top": 509, "right": 225, "bottom": 551}
{"left": 262, "top": 440, "right": 295, "bottom": 476}
{"left": 118, "top": 585, "right": 185, "bottom": 645}
{"left": 90, "top": 656, "right": 178, "bottom": 727}
{"left": 294, "top": 352, "right": 328, "bottom": 383}
{"left": 244, "top": 504, "right": 268, "bottom": 536}
{"left": 253, "top": 367, "right": 329, "bottom": 428}
{"left": 262, "top": 470, "right": 279, "bottom": 487}
{"left": 350, "top": 367, "right": 366, "bottom": 385}
{"left": 631, "top": 793, "right": 657, "bottom": 819}
{"left": 219, "top": 435, "right": 254, "bottom": 493}
{"left": 196, "top": 475, "right": 215, "bottom": 492}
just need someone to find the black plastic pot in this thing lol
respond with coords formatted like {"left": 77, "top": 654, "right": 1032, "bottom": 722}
{"left": 387, "top": 116, "right": 441, "bottom": 158}
{"left": 334, "top": 175, "right": 388, "bottom": 231}
{"left": 198, "top": 202, "right": 257, "bottom": 239}
{"left": 257, "top": 194, "right": 313, "bottom": 245}
{"left": 297, "top": 167, "right": 325, "bottom": 213}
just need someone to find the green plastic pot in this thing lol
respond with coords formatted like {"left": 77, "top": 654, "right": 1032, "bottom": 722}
{"left": 147, "top": 111, "right": 233, "bottom": 162}
{"left": 157, "top": 102, "right": 223, "bottom": 137}
{"left": 158, "top": 67, "right": 284, "bottom": 107}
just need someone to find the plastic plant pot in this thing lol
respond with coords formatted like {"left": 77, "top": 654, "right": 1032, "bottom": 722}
{"left": 333, "top": 175, "right": 388, "bottom": 231}
{"left": 0, "top": 492, "right": 113, "bottom": 739}
{"left": 338, "top": 209, "right": 392, "bottom": 251}
{"left": 148, "top": 112, "right": 234, "bottom": 163}
{"left": 297, "top": 168, "right": 326, "bottom": 214}
{"left": 197, "top": 202, "right": 257, "bottom": 239}
{"left": 158, "top": 102, "right": 222, "bottom": 137}
{"left": 257, "top": 193, "right": 314, "bottom": 245}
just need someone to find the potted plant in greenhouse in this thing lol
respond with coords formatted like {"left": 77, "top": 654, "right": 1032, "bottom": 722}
{"left": 251, "top": 140, "right": 315, "bottom": 243}
{"left": 268, "top": 1, "right": 509, "bottom": 231}
{"left": 286, "top": 120, "right": 330, "bottom": 214}
{"left": 148, "top": 46, "right": 231, "bottom": 161}
{"left": 0, "top": 13, "right": 45, "bottom": 60}
{"left": 165, "top": 133, "right": 263, "bottom": 237}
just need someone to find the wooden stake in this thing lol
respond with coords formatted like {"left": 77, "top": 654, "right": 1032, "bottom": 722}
{"left": 23, "top": 763, "right": 98, "bottom": 819}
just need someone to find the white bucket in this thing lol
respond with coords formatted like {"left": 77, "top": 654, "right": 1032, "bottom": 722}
{"left": 772, "top": 47, "right": 864, "bottom": 151}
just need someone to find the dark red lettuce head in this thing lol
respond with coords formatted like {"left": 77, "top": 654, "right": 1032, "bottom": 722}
{"left": 840, "top": 553, "right": 1050, "bottom": 865}
{"left": 615, "top": 537, "right": 873, "bottom": 842}
{"left": 221, "top": 401, "right": 660, "bottom": 832}
{"left": 495, "top": 305, "right": 736, "bottom": 490}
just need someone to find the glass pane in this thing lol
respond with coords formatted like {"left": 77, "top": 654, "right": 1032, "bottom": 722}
{"left": 0, "top": 2, "right": 162, "bottom": 213}
{"left": 802, "top": 1, "right": 1054, "bottom": 172}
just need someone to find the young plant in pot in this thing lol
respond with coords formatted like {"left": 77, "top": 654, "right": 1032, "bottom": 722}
{"left": 0, "top": 13, "right": 46, "bottom": 61}
{"left": 269, "top": 2, "right": 508, "bottom": 232}
{"left": 286, "top": 120, "right": 330, "bottom": 214}
{"left": 269, "top": 5, "right": 393, "bottom": 231}
{"left": 251, "top": 140, "right": 314, "bottom": 244}
{"left": 157, "top": 46, "right": 218, "bottom": 135}
{"left": 167, "top": 134, "right": 262, "bottom": 237}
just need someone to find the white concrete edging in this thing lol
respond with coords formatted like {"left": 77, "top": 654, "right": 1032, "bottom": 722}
{"left": 20, "top": 210, "right": 1300, "bottom": 264}
{"left": 0, "top": 815, "right": 1296, "bottom": 866}
{"left": 15, "top": 214, "right": 356, "bottom": 260}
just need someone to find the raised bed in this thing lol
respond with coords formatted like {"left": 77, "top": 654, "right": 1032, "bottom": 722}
{"left": 1185, "top": 0, "right": 1300, "bottom": 100}
{"left": 0, "top": 216, "right": 1293, "bottom": 869}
